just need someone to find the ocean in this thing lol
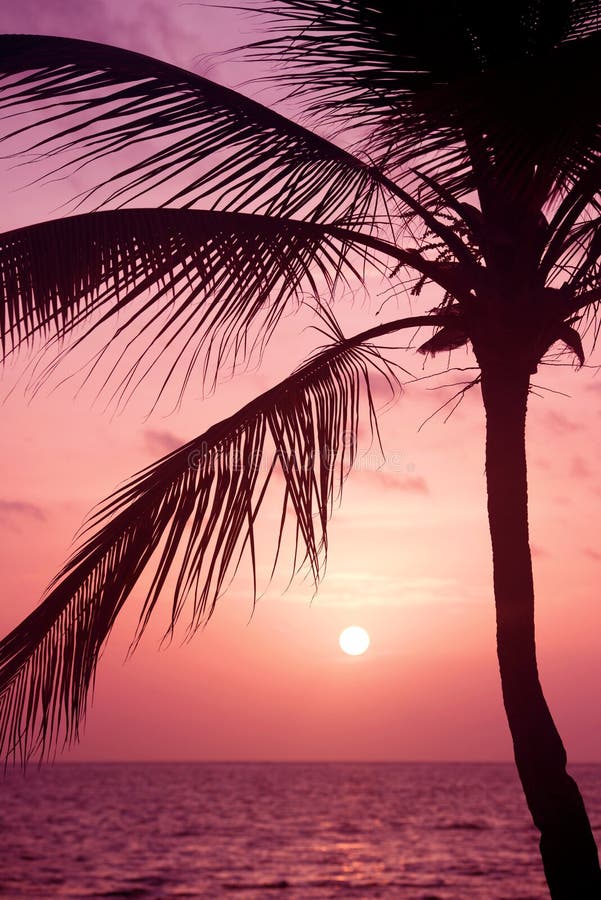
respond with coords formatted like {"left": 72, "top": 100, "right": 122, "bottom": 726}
{"left": 1, "top": 762, "right": 600, "bottom": 899}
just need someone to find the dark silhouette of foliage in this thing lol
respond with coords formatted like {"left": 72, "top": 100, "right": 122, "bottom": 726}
{"left": 0, "top": 3, "right": 600, "bottom": 896}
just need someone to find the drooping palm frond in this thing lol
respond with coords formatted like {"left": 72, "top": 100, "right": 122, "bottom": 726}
{"left": 0, "top": 207, "right": 473, "bottom": 404}
{"left": 0, "top": 34, "right": 492, "bottom": 262}
{"left": 0, "top": 34, "right": 390, "bottom": 221}
{"left": 0, "top": 208, "right": 371, "bottom": 403}
{"left": 0, "top": 313, "right": 444, "bottom": 763}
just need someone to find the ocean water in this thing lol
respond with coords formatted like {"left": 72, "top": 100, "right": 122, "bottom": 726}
{"left": 1, "top": 763, "right": 600, "bottom": 899}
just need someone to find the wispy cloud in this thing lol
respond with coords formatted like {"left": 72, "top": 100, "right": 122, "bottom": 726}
{"left": 2, "top": 0, "right": 205, "bottom": 68}
{"left": 365, "top": 370, "right": 400, "bottom": 405}
{"left": 571, "top": 456, "right": 592, "bottom": 479}
{"left": 356, "top": 470, "right": 429, "bottom": 494}
{"left": 583, "top": 548, "right": 601, "bottom": 561}
{"left": 0, "top": 499, "right": 46, "bottom": 525}
{"left": 545, "top": 410, "right": 584, "bottom": 435}
{"left": 283, "top": 570, "right": 469, "bottom": 608}
{"left": 144, "top": 428, "right": 184, "bottom": 456}
{"left": 1, "top": 0, "right": 115, "bottom": 41}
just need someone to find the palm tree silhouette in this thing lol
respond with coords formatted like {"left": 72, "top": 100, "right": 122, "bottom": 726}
{"left": 1, "top": 2, "right": 601, "bottom": 896}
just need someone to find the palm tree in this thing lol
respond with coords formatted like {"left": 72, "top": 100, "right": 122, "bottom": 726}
{"left": 0, "top": 2, "right": 600, "bottom": 895}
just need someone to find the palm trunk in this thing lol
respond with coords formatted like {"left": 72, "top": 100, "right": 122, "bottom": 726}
{"left": 480, "top": 363, "right": 601, "bottom": 898}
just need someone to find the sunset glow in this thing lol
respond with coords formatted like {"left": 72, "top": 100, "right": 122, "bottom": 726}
{"left": 4, "top": 2, "right": 601, "bottom": 896}
{"left": 0, "top": 0, "right": 599, "bottom": 771}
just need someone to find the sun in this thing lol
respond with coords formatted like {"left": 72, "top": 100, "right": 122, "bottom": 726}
{"left": 339, "top": 626, "right": 370, "bottom": 656}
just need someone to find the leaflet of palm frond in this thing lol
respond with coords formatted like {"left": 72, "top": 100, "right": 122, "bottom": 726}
{"left": 548, "top": 218, "right": 601, "bottom": 295}
{"left": 417, "top": 324, "right": 469, "bottom": 356}
{"left": 556, "top": 322, "right": 585, "bottom": 366}
{"left": 246, "top": 3, "right": 601, "bottom": 204}
{"left": 0, "top": 35, "right": 388, "bottom": 222}
{"left": 0, "top": 208, "right": 387, "bottom": 402}
{"left": 541, "top": 163, "right": 601, "bottom": 281}
{"left": 0, "top": 315, "right": 446, "bottom": 764}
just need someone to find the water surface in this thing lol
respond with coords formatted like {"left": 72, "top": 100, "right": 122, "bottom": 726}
{"left": 2, "top": 762, "right": 600, "bottom": 899}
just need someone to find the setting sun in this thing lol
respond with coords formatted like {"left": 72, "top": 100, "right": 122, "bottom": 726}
{"left": 339, "top": 626, "right": 370, "bottom": 657}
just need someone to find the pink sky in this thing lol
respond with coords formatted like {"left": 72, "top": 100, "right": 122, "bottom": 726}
{"left": 1, "top": 0, "right": 600, "bottom": 763}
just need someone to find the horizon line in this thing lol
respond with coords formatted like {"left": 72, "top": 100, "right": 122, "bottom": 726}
{"left": 39, "top": 758, "right": 601, "bottom": 766}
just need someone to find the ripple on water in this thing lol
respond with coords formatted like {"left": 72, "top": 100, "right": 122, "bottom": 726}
{"left": 2, "top": 762, "right": 597, "bottom": 899}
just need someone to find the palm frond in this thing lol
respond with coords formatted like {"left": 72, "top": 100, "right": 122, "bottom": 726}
{"left": 567, "top": 1, "right": 601, "bottom": 40}
{"left": 249, "top": 1, "right": 600, "bottom": 100}
{"left": 0, "top": 313, "right": 443, "bottom": 763}
{"left": 0, "top": 208, "right": 389, "bottom": 403}
{"left": 0, "top": 35, "right": 483, "bottom": 254}
{"left": 244, "top": 2, "right": 601, "bottom": 207}
{"left": 0, "top": 34, "right": 386, "bottom": 221}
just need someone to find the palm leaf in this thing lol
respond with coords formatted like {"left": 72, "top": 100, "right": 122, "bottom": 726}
{"left": 0, "top": 34, "right": 485, "bottom": 260}
{"left": 0, "top": 208, "right": 380, "bottom": 403}
{"left": 0, "top": 34, "right": 386, "bottom": 221}
{"left": 0, "top": 207, "right": 471, "bottom": 405}
{"left": 0, "top": 313, "right": 443, "bottom": 762}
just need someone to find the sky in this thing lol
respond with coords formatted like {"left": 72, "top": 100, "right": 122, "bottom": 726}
{"left": 1, "top": 0, "right": 601, "bottom": 764}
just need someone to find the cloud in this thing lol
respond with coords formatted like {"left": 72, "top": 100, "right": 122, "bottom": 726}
{"left": 391, "top": 474, "right": 429, "bottom": 493}
{"left": 0, "top": 499, "right": 46, "bottom": 525}
{"left": 545, "top": 410, "right": 584, "bottom": 435}
{"left": 583, "top": 548, "right": 601, "bottom": 561}
{"left": 571, "top": 456, "right": 592, "bottom": 479}
{"left": 532, "top": 456, "right": 550, "bottom": 470}
{"left": 356, "top": 470, "right": 429, "bottom": 494}
{"left": 283, "top": 570, "right": 472, "bottom": 608}
{"left": 365, "top": 370, "right": 400, "bottom": 405}
{"left": 1, "top": 0, "right": 116, "bottom": 41}
{"left": 144, "top": 428, "right": 183, "bottom": 456}
{"left": 2, "top": 0, "right": 193, "bottom": 60}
